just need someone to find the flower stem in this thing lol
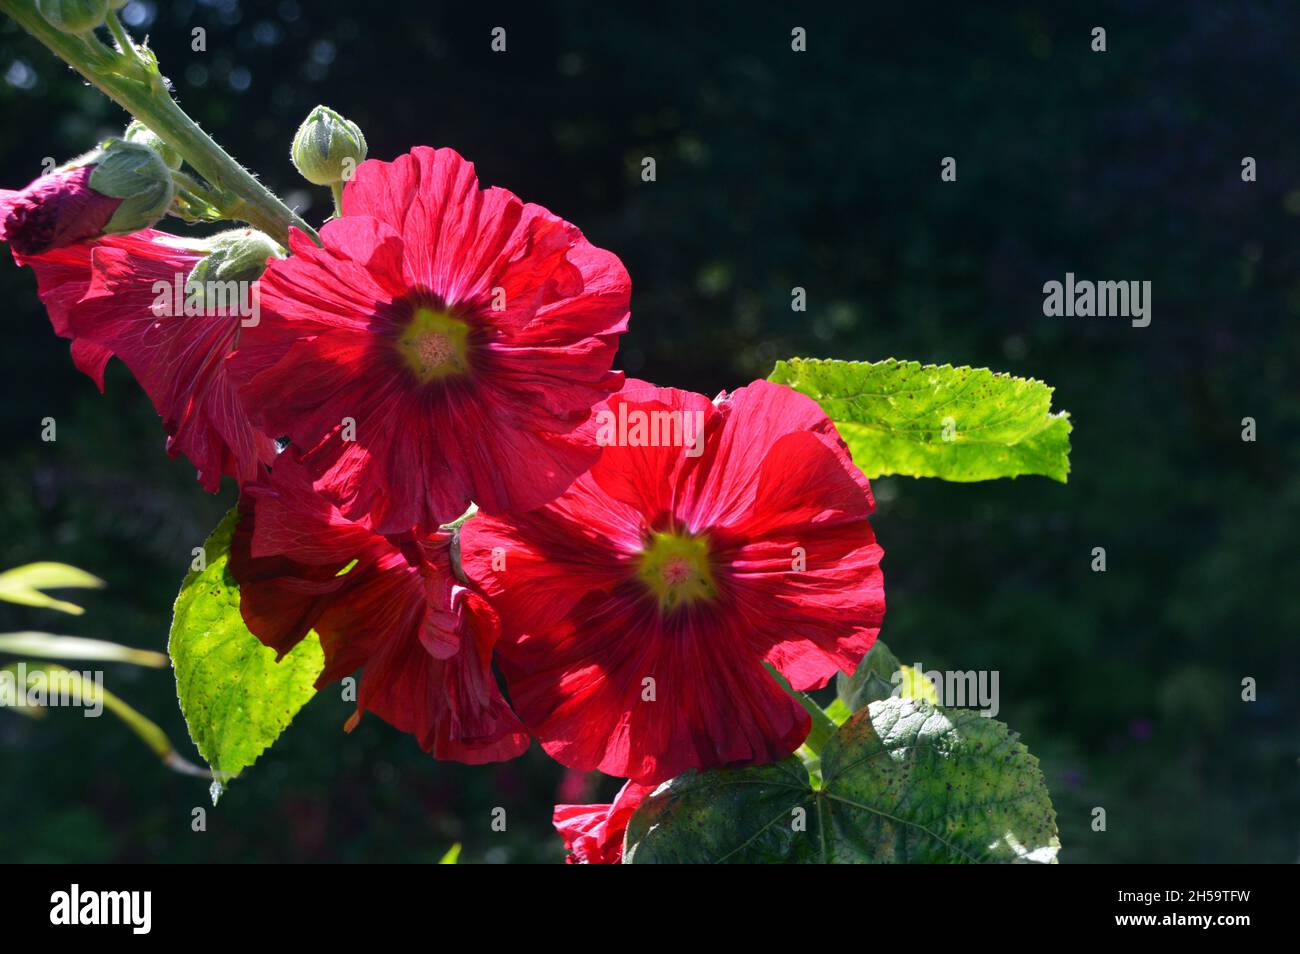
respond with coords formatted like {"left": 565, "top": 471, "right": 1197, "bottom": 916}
{"left": 764, "top": 663, "right": 838, "bottom": 757}
{"left": 0, "top": 0, "right": 318, "bottom": 245}
{"left": 102, "top": 8, "right": 135, "bottom": 59}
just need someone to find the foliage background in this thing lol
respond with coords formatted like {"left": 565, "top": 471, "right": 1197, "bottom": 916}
{"left": 1, "top": 0, "right": 1296, "bottom": 863}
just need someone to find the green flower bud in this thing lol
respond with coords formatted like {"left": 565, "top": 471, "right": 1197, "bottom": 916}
{"left": 182, "top": 231, "right": 283, "bottom": 314}
{"left": 123, "top": 120, "right": 183, "bottom": 171}
{"left": 184, "top": 228, "right": 284, "bottom": 310}
{"left": 291, "top": 105, "right": 367, "bottom": 186}
{"left": 36, "top": 0, "right": 109, "bottom": 34}
{"left": 86, "top": 139, "right": 175, "bottom": 235}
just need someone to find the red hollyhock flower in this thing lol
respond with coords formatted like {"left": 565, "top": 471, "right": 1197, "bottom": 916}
{"left": 5, "top": 235, "right": 114, "bottom": 388}
{"left": 0, "top": 166, "right": 122, "bottom": 256}
{"left": 229, "top": 146, "right": 630, "bottom": 538}
{"left": 553, "top": 780, "right": 653, "bottom": 864}
{"left": 461, "top": 379, "right": 885, "bottom": 785}
{"left": 229, "top": 454, "right": 530, "bottom": 763}
{"left": 6, "top": 229, "right": 277, "bottom": 489}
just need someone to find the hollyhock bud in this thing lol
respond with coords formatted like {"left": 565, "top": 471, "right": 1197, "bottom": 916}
{"left": 0, "top": 165, "right": 114, "bottom": 256}
{"left": 36, "top": 0, "right": 109, "bottom": 34}
{"left": 183, "top": 226, "right": 282, "bottom": 315}
{"left": 123, "top": 120, "right": 183, "bottom": 171}
{"left": 290, "top": 106, "right": 367, "bottom": 186}
{"left": 184, "top": 228, "right": 284, "bottom": 310}
{"left": 1, "top": 141, "right": 173, "bottom": 256}
{"left": 88, "top": 139, "right": 176, "bottom": 234}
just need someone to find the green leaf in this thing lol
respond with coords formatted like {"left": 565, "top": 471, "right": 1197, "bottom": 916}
{"left": 627, "top": 757, "right": 821, "bottom": 863}
{"left": 0, "top": 562, "right": 105, "bottom": 615}
{"left": 896, "top": 665, "right": 941, "bottom": 705}
{"left": 438, "top": 843, "right": 462, "bottom": 864}
{"left": 0, "top": 631, "right": 167, "bottom": 668}
{"left": 169, "top": 508, "right": 323, "bottom": 783}
{"left": 824, "top": 697, "right": 853, "bottom": 727}
{"left": 769, "top": 358, "right": 1071, "bottom": 482}
{"left": 836, "top": 638, "right": 902, "bottom": 713}
{"left": 623, "top": 696, "right": 1060, "bottom": 863}
{"left": 1, "top": 661, "right": 206, "bottom": 776}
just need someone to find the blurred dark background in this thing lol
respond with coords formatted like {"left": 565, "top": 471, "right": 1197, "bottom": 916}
{"left": 1, "top": 0, "right": 1297, "bottom": 863}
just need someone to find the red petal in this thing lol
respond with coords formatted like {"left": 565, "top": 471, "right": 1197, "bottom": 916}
{"left": 231, "top": 456, "right": 529, "bottom": 763}
{"left": 13, "top": 230, "right": 276, "bottom": 489}
{"left": 553, "top": 779, "right": 654, "bottom": 864}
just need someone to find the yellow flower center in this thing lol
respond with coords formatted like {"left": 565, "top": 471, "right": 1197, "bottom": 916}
{"left": 636, "top": 531, "right": 716, "bottom": 612}
{"left": 396, "top": 307, "right": 470, "bottom": 383}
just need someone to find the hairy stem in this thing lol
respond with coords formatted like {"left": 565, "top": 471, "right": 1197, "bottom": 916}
{"left": 0, "top": 0, "right": 318, "bottom": 245}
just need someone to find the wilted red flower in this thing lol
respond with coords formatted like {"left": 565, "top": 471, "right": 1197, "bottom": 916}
{"left": 461, "top": 379, "right": 885, "bottom": 785}
{"left": 0, "top": 166, "right": 121, "bottom": 256}
{"left": 229, "top": 146, "right": 630, "bottom": 538}
{"left": 5, "top": 234, "right": 114, "bottom": 388}
{"left": 229, "top": 454, "right": 530, "bottom": 763}
{"left": 553, "top": 779, "right": 653, "bottom": 864}
{"left": 7, "top": 229, "right": 276, "bottom": 489}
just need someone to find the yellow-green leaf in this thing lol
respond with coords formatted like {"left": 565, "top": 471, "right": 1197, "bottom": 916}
{"left": 438, "top": 844, "right": 462, "bottom": 864}
{"left": 1, "top": 661, "right": 206, "bottom": 776}
{"left": 0, "top": 562, "right": 105, "bottom": 615}
{"left": 169, "top": 508, "right": 323, "bottom": 783}
{"left": 0, "top": 631, "right": 167, "bottom": 667}
{"left": 770, "top": 358, "right": 1071, "bottom": 482}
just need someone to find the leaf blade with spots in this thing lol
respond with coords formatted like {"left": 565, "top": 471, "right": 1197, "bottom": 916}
{"left": 623, "top": 696, "right": 1060, "bottom": 863}
{"left": 168, "top": 508, "right": 323, "bottom": 783}
{"left": 623, "top": 757, "right": 818, "bottom": 864}
{"left": 769, "top": 357, "right": 1071, "bottom": 482}
{"left": 817, "top": 698, "right": 1059, "bottom": 863}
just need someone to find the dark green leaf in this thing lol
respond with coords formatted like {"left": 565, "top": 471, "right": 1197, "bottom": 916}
{"left": 624, "top": 697, "right": 1060, "bottom": 863}
{"left": 836, "top": 638, "right": 902, "bottom": 712}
